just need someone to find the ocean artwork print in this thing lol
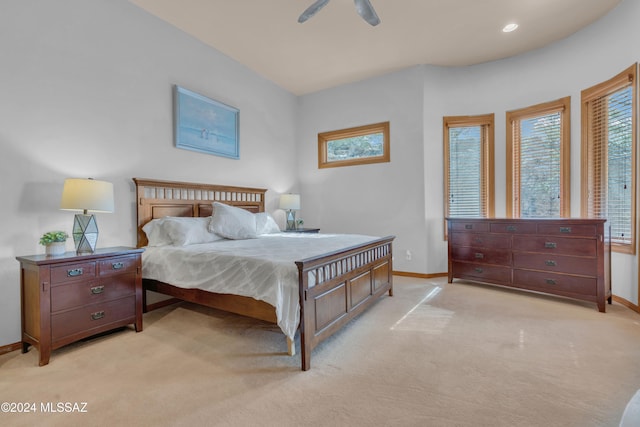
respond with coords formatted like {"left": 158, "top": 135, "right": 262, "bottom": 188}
{"left": 174, "top": 86, "right": 239, "bottom": 159}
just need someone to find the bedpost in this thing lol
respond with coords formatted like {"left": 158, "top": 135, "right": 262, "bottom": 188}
{"left": 297, "top": 260, "right": 312, "bottom": 371}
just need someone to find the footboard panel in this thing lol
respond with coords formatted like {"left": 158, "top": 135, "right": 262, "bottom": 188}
{"left": 296, "top": 236, "right": 394, "bottom": 370}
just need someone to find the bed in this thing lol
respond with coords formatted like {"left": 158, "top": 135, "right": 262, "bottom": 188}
{"left": 134, "top": 178, "right": 395, "bottom": 371}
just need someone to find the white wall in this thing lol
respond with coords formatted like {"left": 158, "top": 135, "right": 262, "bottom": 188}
{"left": 0, "top": 0, "right": 298, "bottom": 346}
{"left": 297, "top": 0, "right": 640, "bottom": 302}
{"left": 297, "top": 67, "right": 428, "bottom": 274}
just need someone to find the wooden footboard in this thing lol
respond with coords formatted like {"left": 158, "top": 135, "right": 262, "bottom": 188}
{"left": 296, "top": 236, "right": 394, "bottom": 371}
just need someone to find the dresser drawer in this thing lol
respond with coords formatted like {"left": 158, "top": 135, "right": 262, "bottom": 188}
{"left": 451, "top": 246, "right": 511, "bottom": 266}
{"left": 452, "top": 262, "right": 511, "bottom": 284}
{"left": 513, "top": 269, "right": 596, "bottom": 296}
{"left": 50, "top": 273, "right": 136, "bottom": 312}
{"left": 513, "top": 253, "right": 597, "bottom": 276}
{"left": 51, "top": 295, "right": 136, "bottom": 341}
{"left": 490, "top": 222, "right": 537, "bottom": 234}
{"left": 450, "top": 232, "right": 512, "bottom": 249}
{"left": 536, "top": 223, "right": 598, "bottom": 237}
{"left": 98, "top": 255, "right": 138, "bottom": 277}
{"left": 50, "top": 262, "right": 97, "bottom": 285}
{"left": 512, "top": 236, "right": 597, "bottom": 257}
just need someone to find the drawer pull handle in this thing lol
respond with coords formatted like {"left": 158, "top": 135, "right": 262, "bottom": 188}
{"left": 90, "top": 285, "right": 105, "bottom": 294}
{"left": 111, "top": 262, "right": 124, "bottom": 270}
{"left": 560, "top": 227, "right": 571, "bottom": 233}
{"left": 544, "top": 242, "right": 557, "bottom": 249}
{"left": 545, "top": 260, "right": 557, "bottom": 266}
{"left": 91, "top": 311, "right": 105, "bottom": 321}
{"left": 473, "top": 237, "right": 483, "bottom": 244}
{"left": 506, "top": 225, "right": 517, "bottom": 232}
{"left": 67, "top": 268, "right": 83, "bottom": 277}
{"left": 475, "top": 253, "right": 484, "bottom": 259}
{"left": 545, "top": 279, "right": 557, "bottom": 285}
{"left": 474, "top": 267, "right": 484, "bottom": 273}
{"left": 465, "top": 224, "right": 473, "bottom": 230}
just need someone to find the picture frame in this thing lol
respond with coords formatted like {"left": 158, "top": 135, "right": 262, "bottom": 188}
{"left": 174, "top": 85, "right": 239, "bottom": 159}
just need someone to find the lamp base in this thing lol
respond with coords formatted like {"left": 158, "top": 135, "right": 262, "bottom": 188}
{"left": 72, "top": 214, "right": 99, "bottom": 253}
{"left": 285, "top": 210, "right": 297, "bottom": 231}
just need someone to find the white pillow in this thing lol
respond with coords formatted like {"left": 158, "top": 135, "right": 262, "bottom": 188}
{"left": 162, "top": 216, "right": 225, "bottom": 246}
{"left": 208, "top": 202, "right": 258, "bottom": 240}
{"left": 256, "top": 212, "right": 281, "bottom": 234}
{"left": 142, "top": 218, "right": 173, "bottom": 246}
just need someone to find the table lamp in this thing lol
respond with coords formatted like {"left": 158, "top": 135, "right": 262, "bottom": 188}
{"left": 60, "top": 178, "right": 114, "bottom": 253}
{"left": 279, "top": 194, "right": 300, "bottom": 230}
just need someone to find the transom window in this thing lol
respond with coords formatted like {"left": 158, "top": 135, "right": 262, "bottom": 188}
{"left": 318, "top": 122, "right": 390, "bottom": 169}
{"left": 581, "top": 64, "right": 637, "bottom": 254}
{"left": 506, "top": 97, "right": 571, "bottom": 218}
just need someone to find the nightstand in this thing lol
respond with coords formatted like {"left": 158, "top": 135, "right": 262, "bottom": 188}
{"left": 16, "top": 247, "right": 144, "bottom": 366}
{"left": 282, "top": 228, "right": 320, "bottom": 233}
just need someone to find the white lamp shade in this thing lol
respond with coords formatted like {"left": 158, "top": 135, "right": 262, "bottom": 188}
{"left": 279, "top": 194, "right": 300, "bottom": 210}
{"left": 60, "top": 178, "right": 114, "bottom": 213}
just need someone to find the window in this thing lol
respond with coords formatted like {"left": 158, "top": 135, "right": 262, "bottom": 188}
{"left": 318, "top": 122, "right": 390, "bottom": 169}
{"left": 581, "top": 64, "right": 637, "bottom": 254}
{"left": 443, "top": 114, "right": 495, "bottom": 226}
{"left": 506, "top": 97, "right": 571, "bottom": 218}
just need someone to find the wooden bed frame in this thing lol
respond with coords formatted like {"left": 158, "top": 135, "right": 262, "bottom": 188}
{"left": 134, "top": 178, "right": 394, "bottom": 371}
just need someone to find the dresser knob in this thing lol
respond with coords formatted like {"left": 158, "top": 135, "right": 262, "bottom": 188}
{"left": 545, "top": 279, "right": 557, "bottom": 285}
{"left": 91, "top": 311, "right": 105, "bottom": 321}
{"left": 544, "top": 242, "right": 557, "bottom": 249}
{"left": 111, "top": 262, "right": 124, "bottom": 270}
{"left": 90, "top": 285, "right": 105, "bottom": 295}
{"left": 545, "top": 260, "right": 557, "bottom": 267}
{"left": 67, "top": 268, "right": 83, "bottom": 277}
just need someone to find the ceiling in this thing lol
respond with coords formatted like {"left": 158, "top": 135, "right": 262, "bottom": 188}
{"left": 128, "top": 0, "right": 621, "bottom": 95}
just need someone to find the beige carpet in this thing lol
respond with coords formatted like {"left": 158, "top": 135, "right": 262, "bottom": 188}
{"left": 2, "top": 276, "right": 640, "bottom": 427}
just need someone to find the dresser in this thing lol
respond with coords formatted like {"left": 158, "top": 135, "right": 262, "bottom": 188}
{"left": 17, "top": 247, "right": 144, "bottom": 366}
{"left": 447, "top": 218, "right": 611, "bottom": 312}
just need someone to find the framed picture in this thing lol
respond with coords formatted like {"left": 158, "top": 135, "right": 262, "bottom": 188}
{"left": 174, "top": 85, "right": 239, "bottom": 159}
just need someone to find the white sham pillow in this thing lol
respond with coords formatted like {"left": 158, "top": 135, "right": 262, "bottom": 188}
{"left": 142, "top": 218, "right": 173, "bottom": 246}
{"left": 256, "top": 212, "right": 281, "bottom": 234}
{"left": 162, "top": 216, "right": 226, "bottom": 246}
{"left": 208, "top": 202, "right": 258, "bottom": 240}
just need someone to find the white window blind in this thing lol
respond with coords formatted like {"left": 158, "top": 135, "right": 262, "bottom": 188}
{"left": 448, "top": 126, "right": 485, "bottom": 217}
{"left": 514, "top": 112, "right": 562, "bottom": 218}
{"left": 586, "top": 86, "right": 633, "bottom": 244}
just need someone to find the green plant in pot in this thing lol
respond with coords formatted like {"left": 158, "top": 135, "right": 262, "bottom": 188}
{"left": 40, "top": 231, "right": 68, "bottom": 256}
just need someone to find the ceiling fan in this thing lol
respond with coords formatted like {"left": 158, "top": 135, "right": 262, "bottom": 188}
{"left": 298, "top": 0, "right": 380, "bottom": 26}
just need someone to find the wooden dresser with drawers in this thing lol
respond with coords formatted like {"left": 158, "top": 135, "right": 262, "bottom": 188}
{"left": 17, "top": 247, "right": 144, "bottom": 366}
{"left": 446, "top": 218, "right": 611, "bottom": 312}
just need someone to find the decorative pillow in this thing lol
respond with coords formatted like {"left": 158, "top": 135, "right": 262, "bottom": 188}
{"left": 162, "top": 216, "right": 225, "bottom": 246}
{"left": 256, "top": 212, "right": 281, "bottom": 234}
{"left": 208, "top": 202, "right": 258, "bottom": 240}
{"left": 142, "top": 218, "right": 173, "bottom": 246}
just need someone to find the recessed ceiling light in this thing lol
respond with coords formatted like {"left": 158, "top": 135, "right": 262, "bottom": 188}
{"left": 503, "top": 23, "right": 519, "bottom": 33}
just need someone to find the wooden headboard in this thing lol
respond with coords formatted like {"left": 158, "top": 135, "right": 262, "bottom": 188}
{"left": 133, "top": 178, "right": 267, "bottom": 247}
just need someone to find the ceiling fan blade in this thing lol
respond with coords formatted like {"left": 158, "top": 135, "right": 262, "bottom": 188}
{"left": 354, "top": 0, "right": 380, "bottom": 26}
{"left": 298, "top": 0, "right": 331, "bottom": 23}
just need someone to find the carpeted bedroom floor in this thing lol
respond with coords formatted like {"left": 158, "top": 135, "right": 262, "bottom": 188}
{"left": 1, "top": 276, "right": 640, "bottom": 427}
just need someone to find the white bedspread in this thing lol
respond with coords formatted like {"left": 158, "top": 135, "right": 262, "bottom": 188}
{"left": 142, "top": 233, "right": 378, "bottom": 340}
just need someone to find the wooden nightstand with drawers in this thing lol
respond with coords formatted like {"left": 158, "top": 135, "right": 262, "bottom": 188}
{"left": 16, "top": 247, "right": 144, "bottom": 366}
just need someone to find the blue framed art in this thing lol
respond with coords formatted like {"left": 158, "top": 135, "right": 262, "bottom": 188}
{"left": 174, "top": 85, "right": 239, "bottom": 159}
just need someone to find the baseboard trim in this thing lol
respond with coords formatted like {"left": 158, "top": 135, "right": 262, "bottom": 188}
{"left": 612, "top": 295, "right": 640, "bottom": 313}
{"left": 0, "top": 342, "right": 21, "bottom": 356}
{"left": 393, "top": 271, "right": 448, "bottom": 279}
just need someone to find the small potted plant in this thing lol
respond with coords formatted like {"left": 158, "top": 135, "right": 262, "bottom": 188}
{"left": 39, "top": 231, "right": 68, "bottom": 256}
